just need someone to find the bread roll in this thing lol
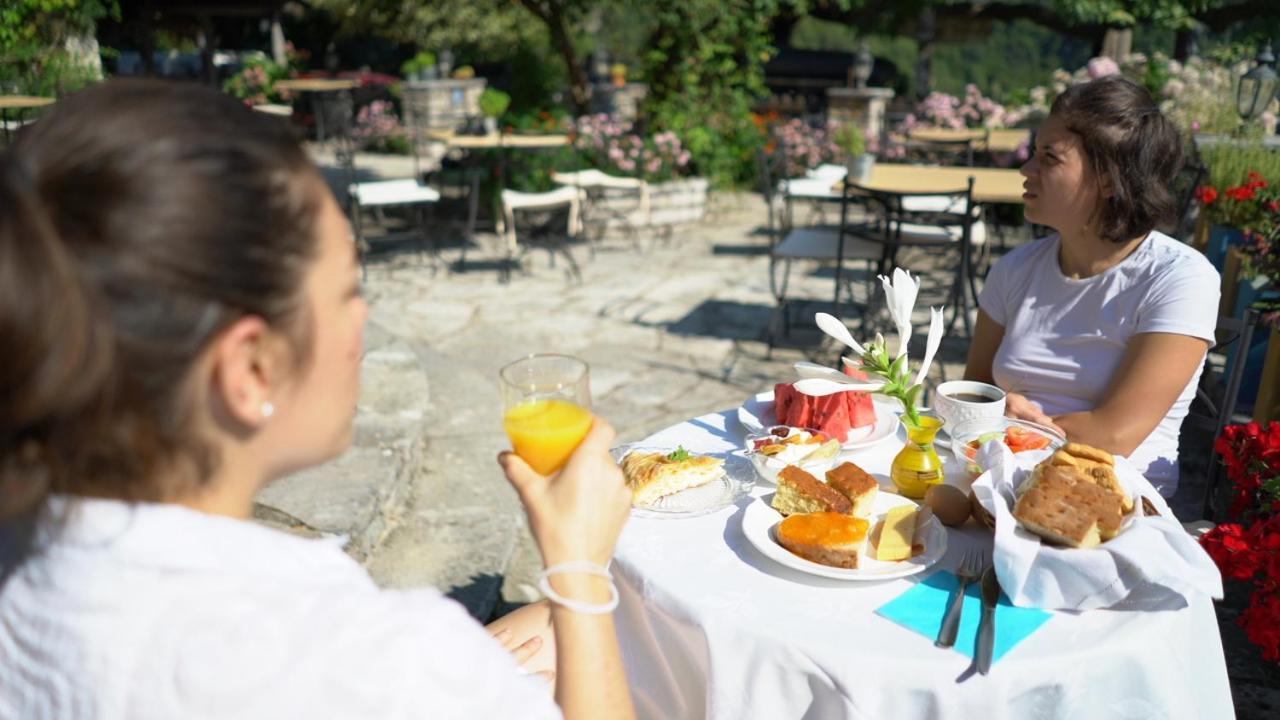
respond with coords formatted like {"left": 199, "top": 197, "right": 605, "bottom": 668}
{"left": 776, "top": 512, "right": 869, "bottom": 568}
{"left": 1013, "top": 465, "right": 1123, "bottom": 548}
{"left": 1047, "top": 443, "right": 1132, "bottom": 513}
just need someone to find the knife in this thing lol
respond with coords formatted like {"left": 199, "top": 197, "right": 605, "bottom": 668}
{"left": 975, "top": 565, "right": 999, "bottom": 675}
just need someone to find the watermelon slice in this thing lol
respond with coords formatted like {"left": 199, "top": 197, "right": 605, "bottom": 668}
{"left": 773, "top": 381, "right": 875, "bottom": 443}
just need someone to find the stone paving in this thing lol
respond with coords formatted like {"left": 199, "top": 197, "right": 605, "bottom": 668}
{"left": 252, "top": 150, "right": 1278, "bottom": 718}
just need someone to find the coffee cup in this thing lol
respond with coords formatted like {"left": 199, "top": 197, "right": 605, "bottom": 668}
{"left": 932, "top": 380, "right": 1007, "bottom": 433}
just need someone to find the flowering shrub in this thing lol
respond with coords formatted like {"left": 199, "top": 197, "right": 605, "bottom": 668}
{"left": 1201, "top": 421, "right": 1280, "bottom": 661}
{"left": 901, "top": 84, "right": 1032, "bottom": 132}
{"left": 352, "top": 100, "right": 410, "bottom": 155}
{"left": 765, "top": 117, "right": 840, "bottom": 178}
{"left": 573, "top": 114, "right": 692, "bottom": 182}
{"left": 1196, "top": 170, "right": 1280, "bottom": 232}
{"left": 222, "top": 45, "right": 307, "bottom": 106}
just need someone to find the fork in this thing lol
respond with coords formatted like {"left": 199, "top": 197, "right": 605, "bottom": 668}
{"left": 936, "top": 549, "right": 984, "bottom": 648}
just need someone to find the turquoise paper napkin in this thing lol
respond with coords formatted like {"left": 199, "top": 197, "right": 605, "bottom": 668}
{"left": 876, "top": 570, "right": 1054, "bottom": 664}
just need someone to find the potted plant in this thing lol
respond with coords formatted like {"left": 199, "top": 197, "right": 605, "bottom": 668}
{"left": 610, "top": 63, "right": 628, "bottom": 88}
{"left": 834, "top": 123, "right": 873, "bottom": 182}
{"left": 399, "top": 51, "right": 437, "bottom": 82}
{"left": 478, "top": 88, "right": 511, "bottom": 135}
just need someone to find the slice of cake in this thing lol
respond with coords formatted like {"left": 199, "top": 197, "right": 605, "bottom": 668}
{"left": 1013, "top": 465, "right": 1123, "bottom": 548}
{"left": 826, "top": 461, "right": 879, "bottom": 518}
{"left": 772, "top": 465, "right": 852, "bottom": 516}
{"left": 776, "top": 512, "right": 870, "bottom": 569}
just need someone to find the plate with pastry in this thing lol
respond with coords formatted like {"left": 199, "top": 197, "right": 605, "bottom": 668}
{"left": 741, "top": 462, "right": 947, "bottom": 580}
{"left": 616, "top": 444, "right": 754, "bottom": 519}
{"left": 737, "top": 386, "right": 899, "bottom": 451}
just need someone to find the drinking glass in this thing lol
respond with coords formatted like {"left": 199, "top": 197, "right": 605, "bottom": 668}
{"left": 500, "top": 354, "right": 592, "bottom": 476}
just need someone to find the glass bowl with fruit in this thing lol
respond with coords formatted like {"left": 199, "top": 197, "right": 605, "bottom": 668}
{"left": 950, "top": 417, "right": 1066, "bottom": 479}
{"left": 744, "top": 426, "right": 842, "bottom": 484}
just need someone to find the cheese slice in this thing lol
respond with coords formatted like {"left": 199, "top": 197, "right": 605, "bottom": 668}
{"left": 877, "top": 505, "right": 917, "bottom": 561}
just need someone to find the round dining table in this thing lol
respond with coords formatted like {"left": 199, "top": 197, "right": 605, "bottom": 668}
{"left": 611, "top": 405, "right": 1234, "bottom": 720}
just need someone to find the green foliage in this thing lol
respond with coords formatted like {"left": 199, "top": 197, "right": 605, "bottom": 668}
{"left": 399, "top": 50, "right": 436, "bottom": 77}
{"left": 832, "top": 123, "right": 865, "bottom": 157}
{"left": 222, "top": 55, "right": 292, "bottom": 105}
{"left": 0, "top": 0, "right": 114, "bottom": 96}
{"left": 639, "top": 0, "right": 784, "bottom": 188}
{"left": 478, "top": 88, "right": 512, "bottom": 118}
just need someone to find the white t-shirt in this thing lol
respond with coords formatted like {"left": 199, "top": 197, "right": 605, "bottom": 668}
{"left": 0, "top": 498, "right": 562, "bottom": 720}
{"left": 979, "top": 231, "right": 1219, "bottom": 496}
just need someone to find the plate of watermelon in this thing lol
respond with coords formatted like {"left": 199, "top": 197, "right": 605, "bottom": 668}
{"left": 737, "top": 384, "right": 900, "bottom": 451}
{"left": 950, "top": 417, "right": 1066, "bottom": 478}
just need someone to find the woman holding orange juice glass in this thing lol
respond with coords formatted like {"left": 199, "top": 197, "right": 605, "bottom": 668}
{"left": 0, "top": 81, "right": 635, "bottom": 720}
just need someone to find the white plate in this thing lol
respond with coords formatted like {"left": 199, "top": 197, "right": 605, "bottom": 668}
{"left": 613, "top": 445, "right": 755, "bottom": 519}
{"left": 742, "top": 492, "right": 947, "bottom": 581}
{"left": 737, "top": 390, "right": 900, "bottom": 451}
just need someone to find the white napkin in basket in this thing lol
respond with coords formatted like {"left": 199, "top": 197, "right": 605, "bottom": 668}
{"left": 970, "top": 443, "right": 1223, "bottom": 611}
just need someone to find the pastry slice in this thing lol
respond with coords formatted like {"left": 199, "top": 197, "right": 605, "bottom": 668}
{"left": 825, "top": 461, "right": 879, "bottom": 518}
{"left": 776, "top": 512, "right": 869, "bottom": 569}
{"left": 622, "top": 450, "right": 724, "bottom": 507}
{"left": 772, "top": 465, "right": 852, "bottom": 516}
{"left": 1013, "top": 466, "right": 1123, "bottom": 548}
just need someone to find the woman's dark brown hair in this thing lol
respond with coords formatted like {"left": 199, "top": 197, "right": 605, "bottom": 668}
{"left": 1049, "top": 74, "right": 1183, "bottom": 242}
{"left": 0, "top": 79, "right": 324, "bottom": 577}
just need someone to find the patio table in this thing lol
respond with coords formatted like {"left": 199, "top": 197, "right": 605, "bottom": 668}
{"left": 785, "top": 164, "right": 1025, "bottom": 206}
{"left": 0, "top": 95, "right": 54, "bottom": 143}
{"left": 612, "top": 406, "right": 1233, "bottom": 719}
{"left": 902, "top": 128, "right": 1032, "bottom": 156}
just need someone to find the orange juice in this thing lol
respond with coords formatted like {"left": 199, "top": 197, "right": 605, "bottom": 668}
{"left": 503, "top": 398, "right": 593, "bottom": 475}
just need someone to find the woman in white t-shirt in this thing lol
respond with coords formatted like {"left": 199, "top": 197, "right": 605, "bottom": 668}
{"left": 965, "top": 76, "right": 1219, "bottom": 497}
{"left": 0, "top": 80, "right": 634, "bottom": 719}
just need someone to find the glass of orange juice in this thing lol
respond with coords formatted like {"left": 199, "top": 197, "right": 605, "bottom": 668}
{"left": 500, "top": 354, "right": 593, "bottom": 476}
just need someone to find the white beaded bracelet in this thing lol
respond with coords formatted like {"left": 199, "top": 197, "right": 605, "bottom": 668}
{"left": 537, "top": 561, "right": 619, "bottom": 615}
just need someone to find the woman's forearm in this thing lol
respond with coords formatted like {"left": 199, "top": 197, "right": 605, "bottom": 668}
{"left": 550, "top": 574, "right": 636, "bottom": 720}
{"left": 1053, "top": 410, "right": 1143, "bottom": 457}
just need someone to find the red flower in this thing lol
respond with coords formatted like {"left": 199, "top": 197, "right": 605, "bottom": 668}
{"left": 1241, "top": 589, "right": 1280, "bottom": 662}
{"left": 1226, "top": 185, "right": 1257, "bottom": 202}
{"left": 1201, "top": 523, "right": 1263, "bottom": 581}
{"left": 1195, "top": 185, "right": 1219, "bottom": 205}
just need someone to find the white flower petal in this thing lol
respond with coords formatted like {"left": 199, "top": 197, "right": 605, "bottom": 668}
{"left": 912, "top": 306, "right": 946, "bottom": 386}
{"left": 794, "top": 378, "right": 887, "bottom": 397}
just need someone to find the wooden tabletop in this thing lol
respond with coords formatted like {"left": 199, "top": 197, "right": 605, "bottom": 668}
{"left": 425, "top": 130, "right": 570, "bottom": 149}
{"left": 273, "top": 79, "right": 358, "bottom": 92}
{"left": 0, "top": 95, "right": 55, "bottom": 110}
{"left": 848, "top": 163, "right": 1026, "bottom": 204}
{"left": 904, "top": 128, "right": 1030, "bottom": 154}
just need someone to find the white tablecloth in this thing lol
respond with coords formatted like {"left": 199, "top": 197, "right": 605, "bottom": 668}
{"left": 613, "top": 409, "right": 1234, "bottom": 720}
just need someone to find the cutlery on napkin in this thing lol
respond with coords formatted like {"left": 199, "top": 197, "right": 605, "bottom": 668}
{"left": 877, "top": 569, "right": 1052, "bottom": 669}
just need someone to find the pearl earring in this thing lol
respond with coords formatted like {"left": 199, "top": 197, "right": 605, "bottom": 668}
{"left": 261, "top": 401, "right": 275, "bottom": 419}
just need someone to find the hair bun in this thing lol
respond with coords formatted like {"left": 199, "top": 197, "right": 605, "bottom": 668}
{"left": 0, "top": 157, "right": 113, "bottom": 447}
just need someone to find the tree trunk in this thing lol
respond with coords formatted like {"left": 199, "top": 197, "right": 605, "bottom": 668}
{"left": 271, "top": 11, "right": 287, "bottom": 65}
{"left": 1100, "top": 27, "right": 1132, "bottom": 60}
{"left": 915, "top": 7, "right": 935, "bottom": 101}
{"left": 1174, "top": 28, "right": 1197, "bottom": 62}
{"left": 519, "top": 1, "right": 590, "bottom": 115}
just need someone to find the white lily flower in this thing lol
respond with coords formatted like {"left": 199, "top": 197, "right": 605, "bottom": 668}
{"left": 877, "top": 268, "right": 919, "bottom": 360}
{"left": 794, "top": 378, "right": 887, "bottom": 397}
{"left": 912, "top": 306, "right": 946, "bottom": 386}
{"left": 813, "top": 312, "right": 867, "bottom": 356}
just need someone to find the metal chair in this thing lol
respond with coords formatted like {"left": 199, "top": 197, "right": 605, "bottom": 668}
{"left": 500, "top": 186, "right": 583, "bottom": 283}
{"left": 766, "top": 178, "right": 885, "bottom": 352}
{"left": 425, "top": 165, "right": 482, "bottom": 271}
{"left": 852, "top": 178, "right": 985, "bottom": 338}
{"left": 1193, "top": 308, "right": 1262, "bottom": 520}
{"left": 552, "top": 169, "right": 648, "bottom": 254}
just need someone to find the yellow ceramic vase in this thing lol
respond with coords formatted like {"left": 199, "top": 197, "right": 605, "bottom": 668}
{"left": 890, "top": 415, "right": 945, "bottom": 499}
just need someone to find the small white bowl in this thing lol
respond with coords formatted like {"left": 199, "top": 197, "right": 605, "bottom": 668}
{"left": 744, "top": 427, "right": 839, "bottom": 484}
